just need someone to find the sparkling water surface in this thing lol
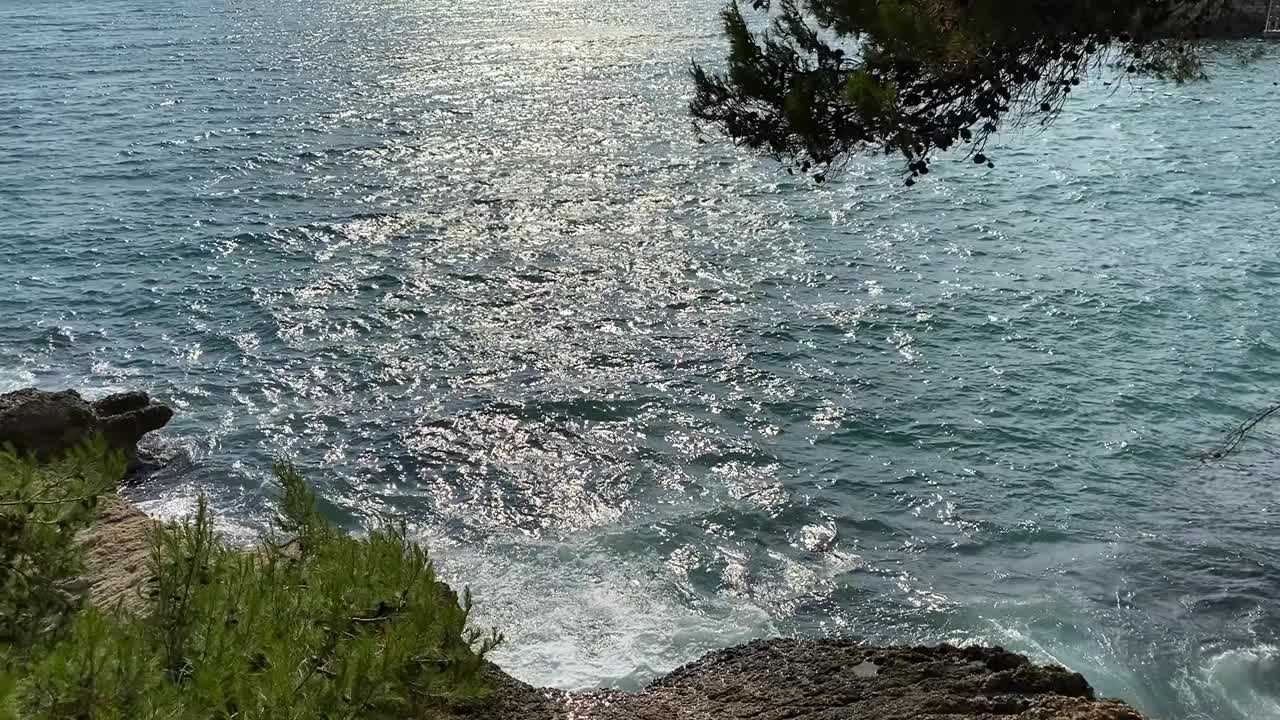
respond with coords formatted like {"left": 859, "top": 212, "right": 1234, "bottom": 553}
{"left": 3, "top": 2, "right": 1280, "bottom": 717}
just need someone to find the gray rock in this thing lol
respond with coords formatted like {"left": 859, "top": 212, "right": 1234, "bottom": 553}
{"left": 0, "top": 388, "right": 99, "bottom": 460}
{"left": 0, "top": 388, "right": 173, "bottom": 467}
{"left": 445, "top": 639, "right": 1147, "bottom": 720}
{"left": 90, "top": 390, "right": 151, "bottom": 418}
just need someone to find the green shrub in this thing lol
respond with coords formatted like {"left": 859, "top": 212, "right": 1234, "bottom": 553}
{"left": 0, "top": 440, "right": 122, "bottom": 648}
{"left": 0, "top": 449, "right": 501, "bottom": 719}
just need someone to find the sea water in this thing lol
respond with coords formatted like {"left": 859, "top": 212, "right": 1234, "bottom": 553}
{"left": 2, "top": 2, "right": 1280, "bottom": 717}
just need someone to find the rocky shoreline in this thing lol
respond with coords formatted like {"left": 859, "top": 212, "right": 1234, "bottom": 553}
{"left": 1, "top": 387, "right": 1149, "bottom": 719}
{"left": 449, "top": 640, "right": 1148, "bottom": 719}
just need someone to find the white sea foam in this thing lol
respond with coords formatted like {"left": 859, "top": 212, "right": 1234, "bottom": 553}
{"left": 431, "top": 537, "right": 773, "bottom": 691}
{"left": 1181, "top": 645, "right": 1280, "bottom": 719}
{"left": 0, "top": 368, "right": 36, "bottom": 393}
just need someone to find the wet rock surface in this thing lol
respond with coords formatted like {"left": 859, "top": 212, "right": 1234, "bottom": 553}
{"left": 0, "top": 387, "right": 173, "bottom": 467}
{"left": 451, "top": 639, "right": 1147, "bottom": 720}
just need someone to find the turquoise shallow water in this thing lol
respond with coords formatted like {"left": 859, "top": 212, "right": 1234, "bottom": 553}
{"left": 3, "top": 1, "right": 1280, "bottom": 716}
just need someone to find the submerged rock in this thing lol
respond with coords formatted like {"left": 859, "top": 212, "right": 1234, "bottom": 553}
{"left": 454, "top": 639, "right": 1146, "bottom": 719}
{"left": 0, "top": 387, "right": 173, "bottom": 468}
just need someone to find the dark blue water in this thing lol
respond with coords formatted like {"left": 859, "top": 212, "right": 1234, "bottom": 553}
{"left": 3, "top": 1, "right": 1280, "bottom": 716}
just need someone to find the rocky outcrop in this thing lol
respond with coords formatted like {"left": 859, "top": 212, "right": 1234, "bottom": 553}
{"left": 448, "top": 640, "right": 1148, "bottom": 719}
{"left": 0, "top": 388, "right": 173, "bottom": 467}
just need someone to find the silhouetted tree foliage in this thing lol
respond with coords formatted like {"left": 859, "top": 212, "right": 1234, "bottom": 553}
{"left": 690, "top": 0, "right": 1231, "bottom": 181}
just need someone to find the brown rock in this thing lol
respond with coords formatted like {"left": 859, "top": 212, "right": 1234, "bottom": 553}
{"left": 0, "top": 387, "right": 173, "bottom": 467}
{"left": 447, "top": 639, "right": 1146, "bottom": 720}
{"left": 98, "top": 401, "right": 174, "bottom": 460}
{"left": 78, "top": 494, "right": 155, "bottom": 611}
{"left": 90, "top": 390, "right": 152, "bottom": 418}
{"left": 0, "top": 388, "right": 98, "bottom": 460}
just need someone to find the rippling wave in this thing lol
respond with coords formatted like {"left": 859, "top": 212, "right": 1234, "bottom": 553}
{"left": 2, "top": 1, "right": 1280, "bottom": 717}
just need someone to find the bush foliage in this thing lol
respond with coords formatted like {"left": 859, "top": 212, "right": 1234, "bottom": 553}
{"left": 0, "top": 445, "right": 501, "bottom": 720}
